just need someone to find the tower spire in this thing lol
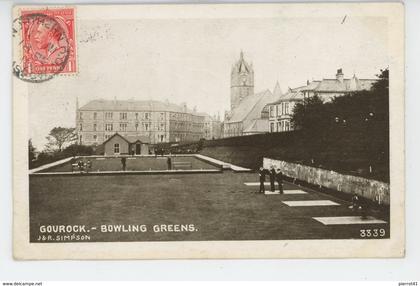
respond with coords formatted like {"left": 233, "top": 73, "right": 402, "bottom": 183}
{"left": 273, "top": 81, "right": 283, "bottom": 97}
{"left": 230, "top": 51, "right": 254, "bottom": 110}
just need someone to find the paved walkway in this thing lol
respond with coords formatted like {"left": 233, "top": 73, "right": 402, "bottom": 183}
{"left": 243, "top": 180, "right": 388, "bottom": 227}
{"left": 195, "top": 154, "right": 251, "bottom": 172}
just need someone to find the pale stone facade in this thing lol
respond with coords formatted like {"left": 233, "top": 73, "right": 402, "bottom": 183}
{"left": 267, "top": 69, "right": 378, "bottom": 133}
{"left": 76, "top": 99, "right": 213, "bottom": 145}
{"left": 203, "top": 114, "right": 222, "bottom": 140}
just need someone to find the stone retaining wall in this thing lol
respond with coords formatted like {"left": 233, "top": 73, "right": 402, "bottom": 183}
{"left": 263, "top": 157, "right": 390, "bottom": 205}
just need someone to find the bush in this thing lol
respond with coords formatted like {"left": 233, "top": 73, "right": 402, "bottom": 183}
{"left": 63, "top": 144, "right": 94, "bottom": 157}
{"left": 29, "top": 144, "right": 94, "bottom": 169}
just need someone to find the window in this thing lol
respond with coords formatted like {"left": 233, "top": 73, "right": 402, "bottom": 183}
{"left": 114, "top": 143, "right": 120, "bottom": 154}
{"left": 135, "top": 123, "right": 139, "bottom": 131}
{"left": 79, "top": 123, "right": 83, "bottom": 131}
{"left": 79, "top": 135, "right": 82, "bottom": 144}
{"left": 119, "top": 123, "right": 127, "bottom": 131}
{"left": 144, "top": 112, "right": 151, "bottom": 120}
{"left": 93, "top": 112, "right": 97, "bottom": 120}
{"left": 143, "top": 123, "right": 149, "bottom": 131}
{"left": 281, "top": 103, "right": 285, "bottom": 115}
{"left": 135, "top": 113, "right": 139, "bottom": 120}
{"left": 93, "top": 135, "right": 97, "bottom": 141}
{"left": 105, "top": 124, "right": 113, "bottom": 131}
{"left": 105, "top": 112, "right": 113, "bottom": 120}
{"left": 160, "top": 112, "right": 165, "bottom": 121}
{"left": 160, "top": 135, "right": 164, "bottom": 142}
{"left": 79, "top": 112, "right": 83, "bottom": 120}
{"left": 270, "top": 122, "right": 275, "bottom": 133}
{"left": 105, "top": 134, "right": 110, "bottom": 140}
{"left": 285, "top": 103, "right": 289, "bottom": 114}
{"left": 269, "top": 106, "right": 274, "bottom": 117}
{"left": 159, "top": 123, "right": 165, "bottom": 131}
{"left": 277, "top": 122, "right": 280, "bottom": 132}
{"left": 93, "top": 124, "right": 97, "bottom": 131}
{"left": 120, "top": 112, "right": 127, "bottom": 120}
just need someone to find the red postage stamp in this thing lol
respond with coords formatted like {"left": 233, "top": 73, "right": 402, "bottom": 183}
{"left": 20, "top": 8, "right": 77, "bottom": 76}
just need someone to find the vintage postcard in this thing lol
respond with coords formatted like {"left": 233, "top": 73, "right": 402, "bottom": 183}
{"left": 12, "top": 3, "right": 405, "bottom": 259}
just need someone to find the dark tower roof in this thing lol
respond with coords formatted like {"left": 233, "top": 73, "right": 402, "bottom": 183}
{"left": 232, "top": 51, "right": 252, "bottom": 74}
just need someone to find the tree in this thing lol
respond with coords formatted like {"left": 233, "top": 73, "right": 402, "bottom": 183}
{"left": 291, "top": 95, "right": 327, "bottom": 132}
{"left": 371, "top": 68, "right": 389, "bottom": 96}
{"left": 289, "top": 68, "right": 389, "bottom": 180}
{"left": 28, "top": 139, "right": 36, "bottom": 163}
{"left": 291, "top": 95, "right": 331, "bottom": 162}
{"left": 196, "top": 138, "right": 205, "bottom": 152}
{"left": 63, "top": 144, "right": 94, "bottom": 157}
{"left": 45, "top": 127, "right": 77, "bottom": 152}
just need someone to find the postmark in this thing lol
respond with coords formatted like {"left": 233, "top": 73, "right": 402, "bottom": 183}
{"left": 13, "top": 8, "right": 76, "bottom": 82}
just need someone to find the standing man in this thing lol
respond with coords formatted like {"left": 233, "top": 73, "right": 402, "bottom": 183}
{"left": 121, "top": 156, "right": 126, "bottom": 171}
{"left": 276, "top": 168, "right": 284, "bottom": 194}
{"left": 167, "top": 156, "right": 172, "bottom": 170}
{"left": 78, "top": 159, "right": 84, "bottom": 173}
{"left": 269, "top": 166, "right": 276, "bottom": 192}
{"left": 86, "top": 159, "right": 92, "bottom": 173}
{"left": 258, "top": 167, "right": 266, "bottom": 193}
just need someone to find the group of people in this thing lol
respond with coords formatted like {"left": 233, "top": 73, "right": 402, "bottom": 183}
{"left": 72, "top": 159, "right": 92, "bottom": 173}
{"left": 258, "top": 166, "right": 283, "bottom": 194}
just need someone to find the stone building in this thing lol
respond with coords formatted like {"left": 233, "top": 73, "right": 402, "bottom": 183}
{"left": 267, "top": 69, "right": 378, "bottom": 133}
{"left": 76, "top": 99, "right": 212, "bottom": 145}
{"left": 223, "top": 52, "right": 280, "bottom": 137}
{"left": 103, "top": 133, "right": 150, "bottom": 155}
{"left": 202, "top": 114, "right": 222, "bottom": 140}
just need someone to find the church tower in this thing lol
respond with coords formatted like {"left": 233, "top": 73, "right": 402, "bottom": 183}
{"left": 230, "top": 51, "right": 254, "bottom": 110}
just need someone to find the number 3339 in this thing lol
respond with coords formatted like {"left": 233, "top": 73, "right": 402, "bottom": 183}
{"left": 360, "top": 228, "right": 386, "bottom": 238}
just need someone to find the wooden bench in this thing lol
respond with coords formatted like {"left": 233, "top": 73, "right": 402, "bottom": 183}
{"left": 172, "top": 161, "right": 192, "bottom": 170}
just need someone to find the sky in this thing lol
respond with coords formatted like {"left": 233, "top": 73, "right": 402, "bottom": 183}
{"left": 28, "top": 15, "right": 388, "bottom": 150}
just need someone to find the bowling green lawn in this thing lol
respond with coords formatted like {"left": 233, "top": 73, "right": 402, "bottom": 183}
{"left": 29, "top": 171, "right": 390, "bottom": 242}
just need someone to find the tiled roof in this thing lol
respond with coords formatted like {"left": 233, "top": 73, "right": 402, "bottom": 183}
{"left": 268, "top": 89, "right": 304, "bottom": 105}
{"left": 267, "top": 76, "right": 377, "bottom": 105}
{"left": 125, "top": 135, "right": 151, "bottom": 144}
{"left": 301, "top": 80, "right": 321, "bottom": 91}
{"left": 103, "top": 133, "right": 151, "bottom": 145}
{"left": 225, "top": 89, "right": 279, "bottom": 123}
{"left": 314, "top": 77, "right": 376, "bottom": 92}
{"left": 243, "top": 118, "right": 269, "bottom": 133}
{"left": 80, "top": 99, "right": 203, "bottom": 115}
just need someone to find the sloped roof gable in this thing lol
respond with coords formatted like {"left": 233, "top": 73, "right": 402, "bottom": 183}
{"left": 226, "top": 89, "right": 279, "bottom": 123}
